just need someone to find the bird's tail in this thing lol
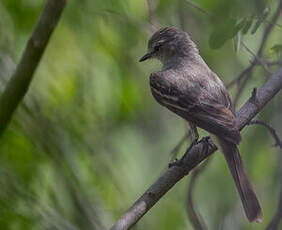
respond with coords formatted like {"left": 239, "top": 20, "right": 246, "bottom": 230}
{"left": 216, "top": 138, "right": 263, "bottom": 223}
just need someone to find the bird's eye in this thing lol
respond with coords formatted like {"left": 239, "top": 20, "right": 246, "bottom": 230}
{"left": 154, "top": 44, "right": 162, "bottom": 52}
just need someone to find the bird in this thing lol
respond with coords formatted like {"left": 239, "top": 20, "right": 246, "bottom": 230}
{"left": 139, "top": 26, "right": 262, "bottom": 223}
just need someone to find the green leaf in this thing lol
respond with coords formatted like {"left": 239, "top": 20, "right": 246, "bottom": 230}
{"left": 235, "top": 18, "right": 247, "bottom": 32}
{"left": 270, "top": 44, "right": 282, "bottom": 57}
{"left": 242, "top": 16, "right": 254, "bottom": 34}
{"left": 251, "top": 7, "right": 270, "bottom": 34}
{"left": 209, "top": 18, "right": 238, "bottom": 49}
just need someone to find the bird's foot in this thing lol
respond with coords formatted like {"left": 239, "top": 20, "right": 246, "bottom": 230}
{"left": 187, "top": 137, "right": 199, "bottom": 152}
{"left": 201, "top": 136, "right": 210, "bottom": 155}
{"left": 168, "top": 157, "right": 190, "bottom": 175}
{"left": 168, "top": 158, "right": 181, "bottom": 168}
{"left": 200, "top": 136, "right": 210, "bottom": 145}
{"left": 168, "top": 136, "right": 212, "bottom": 174}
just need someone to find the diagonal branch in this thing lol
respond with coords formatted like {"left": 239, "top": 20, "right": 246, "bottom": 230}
{"left": 110, "top": 68, "right": 282, "bottom": 230}
{"left": 0, "top": 0, "right": 67, "bottom": 137}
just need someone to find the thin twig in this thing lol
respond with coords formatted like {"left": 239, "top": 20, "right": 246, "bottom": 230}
{"left": 183, "top": 0, "right": 212, "bottom": 16}
{"left": 266, "top": 152, "right": 282, "bottom": 230}
{"left": 241, "top": 41, "right": 271, "bottom": 74}
{"left": 146, "top": 0, "right": 161, "bottom": 31}
{"left": 227, "top": 63, "right": 255, "bottom": 89}
{"left": 248, "top": 120, "right": 282, "bottom": 149}
{"left": 178, "top": 0, "right": 186, "bottom": 30}
{"left": 186, "top": 158, "right": 211, "bottom": 230}
{"left": 227, "top": 0, "right": 282, "bottom": 89}
{"left": 170, "top": 131, "right": 191, "bottom": 161}
{"left": 183, "top": 0, "right": 282, "bottom": 29}
{"left": 0, "top": 0, "right": 67, "bottom": 137}
{"left": 110, "top": 68, "right": 282, "bottom": 230}
{"left": 265, "top": 60, "right": 282, "bottom": 67}
{"left": 257, "top": 1, "right": 282, "bottom": 57}
{"left": 250, "top": 88, "right": 258, "bottom": 103}
{"left": 232, "top": 0, "right": 282, "bottom": 106}
{"left": 264, "top": 19, "right": 282, "bottom": 29}
{"left": 266, "top": 188, "right": 282, "bottom": 230}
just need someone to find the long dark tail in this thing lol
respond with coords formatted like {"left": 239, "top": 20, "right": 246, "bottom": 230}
{"left": 217, "top": 138, "right": 263, "bottom": 222}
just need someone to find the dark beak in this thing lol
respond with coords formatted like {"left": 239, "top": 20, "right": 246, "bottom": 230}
{"left": 139, "top": 52, "right": 152, "bottom": 62}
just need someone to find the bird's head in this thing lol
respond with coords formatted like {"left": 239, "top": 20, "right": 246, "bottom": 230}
{"left": 139, "top": 26, "right": 196, "bottom": 64}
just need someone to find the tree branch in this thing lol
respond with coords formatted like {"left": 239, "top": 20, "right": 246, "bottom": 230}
{"left": 0, "top": 0, "right": 67, "bottom": 137}
{"left": 110, "top": 68, "right": 282, "bottom": 230}
{"left": 248, "top": 120, "right": 282, "bottom": 149}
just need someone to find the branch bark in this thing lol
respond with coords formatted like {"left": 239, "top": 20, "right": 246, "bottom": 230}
{"left": 0, "top": 0, "right": 67, "bottom": 136}
{"left": 110, "top": 68, "right": 282, "bottom": 230}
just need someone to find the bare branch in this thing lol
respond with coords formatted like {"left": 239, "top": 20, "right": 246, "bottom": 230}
{"left": 0, "top": 0, "right": 67, "bottom": 136}
{"left": 110, "top": 68, "right": 282, "bottom": 230}
{"left": 248, "top": 120, "right": 282, "bottom": 149}
{"left": 186, "top": 158, "right": 210, "bottom": 230}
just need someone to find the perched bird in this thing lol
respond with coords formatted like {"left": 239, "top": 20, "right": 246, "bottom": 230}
{"left": 139, "top": 26, "right": 262, "bottom": 222}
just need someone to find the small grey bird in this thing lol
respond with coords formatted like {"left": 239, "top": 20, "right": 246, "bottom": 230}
{"left": 139, "top": 26, "right": 262, "bottom": 223}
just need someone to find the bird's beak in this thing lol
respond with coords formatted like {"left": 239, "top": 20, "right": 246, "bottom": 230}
{"left": 139, "top": 52, "right": 152, "bottom": 62}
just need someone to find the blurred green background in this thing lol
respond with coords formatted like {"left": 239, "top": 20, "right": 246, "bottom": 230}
{"left": 0, "top": 0, "right": 281, "bottom": 229}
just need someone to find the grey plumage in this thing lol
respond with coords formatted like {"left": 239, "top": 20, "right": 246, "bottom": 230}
{"left": 140, "top": 26, "right": 262, "bottom": 222}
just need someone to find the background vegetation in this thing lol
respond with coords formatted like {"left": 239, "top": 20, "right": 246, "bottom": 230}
{"left": 0, "top": 0, "right": 281, "bottom": 229}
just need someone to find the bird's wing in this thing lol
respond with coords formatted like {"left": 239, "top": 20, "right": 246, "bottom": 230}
{"left": 150, "top": 72, "right": 241, "bottom": 144}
